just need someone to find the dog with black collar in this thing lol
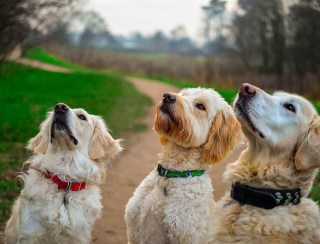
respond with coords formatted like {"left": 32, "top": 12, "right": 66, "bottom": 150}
{"left": 209, "top": 84, "right": 320, "bottom": 243}
{"left": 125, "top": 88, "right": 241, "bottom": 244}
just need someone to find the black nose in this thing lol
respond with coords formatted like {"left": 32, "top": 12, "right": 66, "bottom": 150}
{"left": 54, "top": 103, "right": 69, "bottom": 113}
{"left": 239, "top": 83, "right": 256, "bottom": 98}
{"left": 163, "top": 93, "right": 176, "bottom": 103}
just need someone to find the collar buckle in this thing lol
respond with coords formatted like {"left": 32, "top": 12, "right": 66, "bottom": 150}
{"left": 66, "top": 180, "right": 72, "bottom": 192}
{"left": 45, "top": 172, "right": 86, "bottom": 191}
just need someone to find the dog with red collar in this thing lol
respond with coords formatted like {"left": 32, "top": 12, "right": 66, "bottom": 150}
{"left": 5, "top": 103, "right": 122, "bottom": 244}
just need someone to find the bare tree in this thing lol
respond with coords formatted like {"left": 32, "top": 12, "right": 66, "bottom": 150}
{"left": 202, "top": 0, "right": 226, "bottom": 53}
{"left": 233, "top": 0, "right": 286, "bottom": 77}
{"left": 289, "top": 0, "right": 320, "bottom": 77}
{"left": 0, "top": 0, "right": 83, "bottom": 58}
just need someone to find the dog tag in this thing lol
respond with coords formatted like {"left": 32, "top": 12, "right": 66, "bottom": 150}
{"left": 158, "top": 178, "right": 169, "bottom": 196}
{"left": 163, "top": 186, "right": 168, "bottom": 196}
{"left": 63, "top": 193, "right": 70, "bottom": 205}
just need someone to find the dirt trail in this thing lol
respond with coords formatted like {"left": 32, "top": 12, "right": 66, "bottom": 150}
{"left": 9, "top": 57, "right": 72, "bottom": 73}
{"left": 2, "top": 57, "right": 243, "bottom": 243}
{"left": 92, "top": 77, "right": 244, "bottom": 244}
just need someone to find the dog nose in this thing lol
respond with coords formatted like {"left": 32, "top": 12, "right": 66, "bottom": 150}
{"left": 163, "top": 93, "right": 176, "bottom": 103}
{"left": 239, "top": 83, "right": 256, "bottom": 98}
{"left": 54, "top": 103, "right": 69, "bottom": 113}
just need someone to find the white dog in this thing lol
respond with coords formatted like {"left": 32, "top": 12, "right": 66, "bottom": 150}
{"left": 210, "top": 84, "right": 320, "bottom": 243}
{"left": 5, "top": 103, "right": 122, "bottom": 244}
{"left": 125, "top": 88, "right": 241, "bottom": 244}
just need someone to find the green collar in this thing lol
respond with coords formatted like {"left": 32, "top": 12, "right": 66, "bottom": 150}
{"left": 157, "top": 164, "right": 205, "bottom": 178}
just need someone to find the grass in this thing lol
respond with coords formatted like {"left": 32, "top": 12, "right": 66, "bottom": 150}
{"left": 148, "top": 76, "right": 238, "bottom": 104}
{"left": 138, "top": 75, "right": 320, "bottom": 113}
{"left": 24, "top": 47, "right": 82, "bottom": 70}
{"left": 0, "top": 56, "right": 151, "bottom": 224}
{"left": 310, "top": 180, "right": 320, "bottom": 204}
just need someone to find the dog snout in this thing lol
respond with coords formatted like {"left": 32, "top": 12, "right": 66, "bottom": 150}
{"left": 163, "top": 93, "right": 176, "bottom": 104}
{"left": 239, "top": 83, "right": 256, "bottom": 98}
{"left": 54, "top": 103, "right": 69, "bottom": 113}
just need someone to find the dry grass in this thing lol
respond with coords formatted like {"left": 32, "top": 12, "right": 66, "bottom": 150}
{"left": 45, "top": 44, "right": 320, "bottom": 101}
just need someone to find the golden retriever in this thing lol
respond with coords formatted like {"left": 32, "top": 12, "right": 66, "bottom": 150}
{"left": 125, "top": 88, "right": 241, "bottom": 244}
{"left": 5, "top": 103, "right": 122, "bottom": 244}
{"left": 209, "top": 84, "right": 320, "bottom": 243}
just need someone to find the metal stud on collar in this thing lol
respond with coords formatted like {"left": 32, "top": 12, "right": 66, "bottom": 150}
{"left": 275, "top": 192, "right": 283, "bottom": 204}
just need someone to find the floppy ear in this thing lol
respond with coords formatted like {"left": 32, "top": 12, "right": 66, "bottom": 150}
{"left": 89, "top": 117, "right": 123, "bottom": 161}
{"left": 202, "top": 109, "right": 242, "bottom": 164}
{"left": 26, "top": 116, "right": 50, "bottom": 154}
{"left": 295, "top": 116, "right": 320, "bottom": 171}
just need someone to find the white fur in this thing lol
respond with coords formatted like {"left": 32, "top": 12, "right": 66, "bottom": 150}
{"left": 125, "top": 88, "right": 241, "bottom": 244}
{"left": 5, "top": 105, "right": 122, "bottom": 244}
{"left": 210, "top": 85, "right": 320, "bottom": 243}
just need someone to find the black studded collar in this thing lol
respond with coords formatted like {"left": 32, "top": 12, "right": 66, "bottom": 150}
{"left": 230, "top": 182, "right": 302, "bottom": 210}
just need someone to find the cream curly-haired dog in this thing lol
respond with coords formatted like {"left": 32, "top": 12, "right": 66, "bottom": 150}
{"left": 125, "top": 88, "right": 241, "bottom": 244}
{"left": 5, "top": 103, "right": 122, "bottom": 244}
{"left": 209, "top": 83, "right": 320, "bottom": 243}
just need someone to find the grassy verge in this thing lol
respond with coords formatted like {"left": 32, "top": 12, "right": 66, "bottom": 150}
{"left": 0, "top": 58, "right": 151, "bottom": 224}
{"left": 143, "top": 76, "right": 238, "bottom": 104}
{"left": 24, "top": 47, "right": 82, "bottom": 70}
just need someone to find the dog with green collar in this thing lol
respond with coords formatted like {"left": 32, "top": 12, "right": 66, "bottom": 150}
{"left": 125, "top": 87, "right": 241, "bottom": 244}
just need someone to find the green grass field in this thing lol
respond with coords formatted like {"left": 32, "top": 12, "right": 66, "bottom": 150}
{"left": 24, "top": 47, "right": 82, "bottom": 70}
{"left": 0, "top": 56, "right": 151, "bottom": 224}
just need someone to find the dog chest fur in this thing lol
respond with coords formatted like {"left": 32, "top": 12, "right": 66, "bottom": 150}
{"left": 5, "top": 170, "right": 102, "bottom": 244}
{"left": 125, "top": 170, "right": 214, "bottom": 244}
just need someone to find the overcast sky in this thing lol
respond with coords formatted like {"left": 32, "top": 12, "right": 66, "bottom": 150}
{"left": 85, "top": 0, "right": 237, "bottom": 42}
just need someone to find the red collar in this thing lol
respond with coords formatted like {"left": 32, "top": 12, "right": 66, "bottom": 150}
{"left": 44, "top": 172, "right": 86, "bottom": 191}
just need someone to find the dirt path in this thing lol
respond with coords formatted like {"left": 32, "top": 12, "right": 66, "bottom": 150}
{"left": 92, "top": 77, "right": 244, "bottom": 244}
{"left": 3, "top": 57, "right": 243, "bottom": 243}
{"left": 9, "top": 57, "right": 72, "bottom": 73}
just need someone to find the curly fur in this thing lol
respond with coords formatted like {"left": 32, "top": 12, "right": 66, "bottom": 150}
{"left": 125, "top": 87, "right": 241, "bottom": 244}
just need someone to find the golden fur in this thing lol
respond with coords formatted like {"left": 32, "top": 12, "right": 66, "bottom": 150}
{"left": 202, "top": 111, "right": 241, "bottom": 164}
{"left": 153, "top": 91, "right": 241, "bottom": 166}
{"left": 210, "top": 85, "right": 320, "bottom": 243}
{"left": 126, "top": 88, "right": 241, "bottom": 243}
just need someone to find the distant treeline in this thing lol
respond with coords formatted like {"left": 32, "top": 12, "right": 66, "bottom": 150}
{"left": 41, "top": 11, "right": 202, "bottom": 56}
{"left": 46, "top": 0, "right": 320, "bottom": 97}
{"left": 1, "top": 0, "right": 320, "bottom": 98}
{"left": 208, "top": 0, "right": 320, "bottom": 82}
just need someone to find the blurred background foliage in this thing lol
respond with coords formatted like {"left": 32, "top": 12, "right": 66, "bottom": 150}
{"left": 2, "top": 0, "right": 320, "bottom": 97}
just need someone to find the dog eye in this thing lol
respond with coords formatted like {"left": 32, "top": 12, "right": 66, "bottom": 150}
{"left": 196, "top": 103, "right": 206, "bottom": 111}
{"left": 78, "top": 114, "right": 87, "bottom": 121}
{"left": 283, "top": 103, "right": 296, "bottom": 113}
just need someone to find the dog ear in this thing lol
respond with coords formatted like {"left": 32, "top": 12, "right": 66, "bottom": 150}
{"left": 295, "top": 116, "right": 320, "bottom": 171}
{"left": 26, "top": 116, "right": 50, "bottom": 154}
{"left": 89, "top": 117, "right": 123, "bottom": 161}
{"left": 202, "top": 109, "right": 242, "bottom": 164}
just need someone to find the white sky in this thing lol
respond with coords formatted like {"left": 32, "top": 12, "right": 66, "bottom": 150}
{"left": 85, "top": 0, "right": 237, "bottom": 42}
